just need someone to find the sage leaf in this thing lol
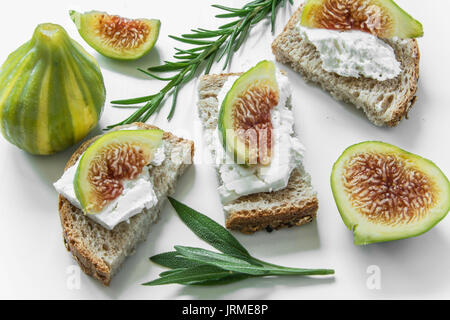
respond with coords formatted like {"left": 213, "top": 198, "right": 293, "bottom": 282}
{"left": 168, "top": 197, "right": 251, "bottom": 260}
{"left": 150, "top": 251, "right": 204, "bottom": 269}
{"left": 174, "top": 246, "right": 334, "bottom": 276}
{"left": 189, "top": 273, "right": 251, "bottom": 286}
{"left": 159, "top": 268, "right": 186, "bottom": 277}
{"left": 174, "top": 246, "right": 267, "bottom": 275}
{"left": 142, "top": 265, "right": 235, "bottom": 286}
{"left": 145, "top": 199, "right": 335, "bottom": 287}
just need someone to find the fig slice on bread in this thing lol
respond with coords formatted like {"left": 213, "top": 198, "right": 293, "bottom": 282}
{"left": 218, "top": 60, "right": 279, "bottom": 166}
{"left": 300, "top": 0, "right": 423, "bottom": 39}
{"left": 74, "top": 129, "right": 163, "bottom": 214}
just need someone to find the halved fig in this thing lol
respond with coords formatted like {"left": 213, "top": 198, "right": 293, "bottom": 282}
{"left": 301, "top": 0, "right": 423, "bottom": 39}
{"left": 218, "top": 60, "right": 279, "bottom": 166}
{"left": 70, "top": 10, "right": 160, "bottom": 60}
{"left": 331, "top": 141, "right": 449, "bottom": 245}
{"left": 74, "top": 129, "right": 163, "bottom": 214}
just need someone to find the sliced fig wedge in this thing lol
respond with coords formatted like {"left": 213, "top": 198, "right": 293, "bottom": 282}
{"left": 70, "top": 10, "right": 160, "bottom": 60}
{"left": 218, "top": 60, "right": 279, "bottom": 166}
{"left": 301, "top": 0, "right": 423, "bottom": 39}
{"left": 74, "top": 129, "right": 163, "bottom": 214}
{"left": 331, "top": 141, "right": 449, "bottom": 245}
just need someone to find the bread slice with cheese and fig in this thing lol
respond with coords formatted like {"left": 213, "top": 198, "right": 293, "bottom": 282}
{"left": 197, "top": 73, "right": 318, "bottom": 234}
{"left": 271, "top": 4, "right": 420, "bottom": 127}
{"left": 57, "top": 122, "right": 194, "bottom": 286}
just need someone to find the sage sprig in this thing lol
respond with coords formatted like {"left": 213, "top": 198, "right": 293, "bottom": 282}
{"left": 108, "top": 0, "right": 293, "bottom": 129}
{"left": 143, "top": 198, "right": 334, "bottom": 286}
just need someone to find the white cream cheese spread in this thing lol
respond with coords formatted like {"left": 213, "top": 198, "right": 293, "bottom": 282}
{"left": 206, "top": 68, "right": 305, "bottom": 205}
{"left": 296, "top": 24, "right": 401, "bottom": 81}
{"left": 53, "top": 128, "right": 165, "bottom": 230}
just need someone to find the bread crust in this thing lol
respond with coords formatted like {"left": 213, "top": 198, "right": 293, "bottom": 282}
{"left": 225, "top": 184, "right": 318, "bottom": 233}
{"left": 58, "top": 123, "right": 194, "bottom": 285}
{"left": 272, "top": 4, "right": 420, "bottom": 127}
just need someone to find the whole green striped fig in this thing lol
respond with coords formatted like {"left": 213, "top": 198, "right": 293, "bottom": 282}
{"left": 0, "top": 23, "right": 105, "bottom": 155}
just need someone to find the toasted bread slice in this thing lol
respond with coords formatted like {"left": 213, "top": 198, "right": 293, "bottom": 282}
{"left": 271, "top": 5, "right": 420, "bottom": 127}
{"left": 58, "top": 122, "right": 194, "bottom": 285}
{"left": 198, "top": 73, "right": 318, "bottom": 234}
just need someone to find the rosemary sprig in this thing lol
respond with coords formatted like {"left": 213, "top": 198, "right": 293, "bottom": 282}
{"left": 143, "top": 198, "right": 334, "bottom": 286}
{"left": 107, "top": 0, "right": 293, "bottom": 130}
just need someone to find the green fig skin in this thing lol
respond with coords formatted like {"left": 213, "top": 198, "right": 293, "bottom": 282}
{"left": 0, "top": 23, "right": 105, "bottom": 155}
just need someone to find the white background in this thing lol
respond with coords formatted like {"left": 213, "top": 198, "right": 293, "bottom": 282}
{"left": 0, "top": 0, "right": 449, "bottom": 299}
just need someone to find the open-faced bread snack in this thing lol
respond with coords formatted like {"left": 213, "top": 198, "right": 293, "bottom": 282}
{"left": 54, "top": 122, "right": 194, "bottom": 285}
{"left": 272, "top": 1, "right": 422, "bottom": 127}
{"left": 198, "top": 61, "right": 318, "bottom": 234}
